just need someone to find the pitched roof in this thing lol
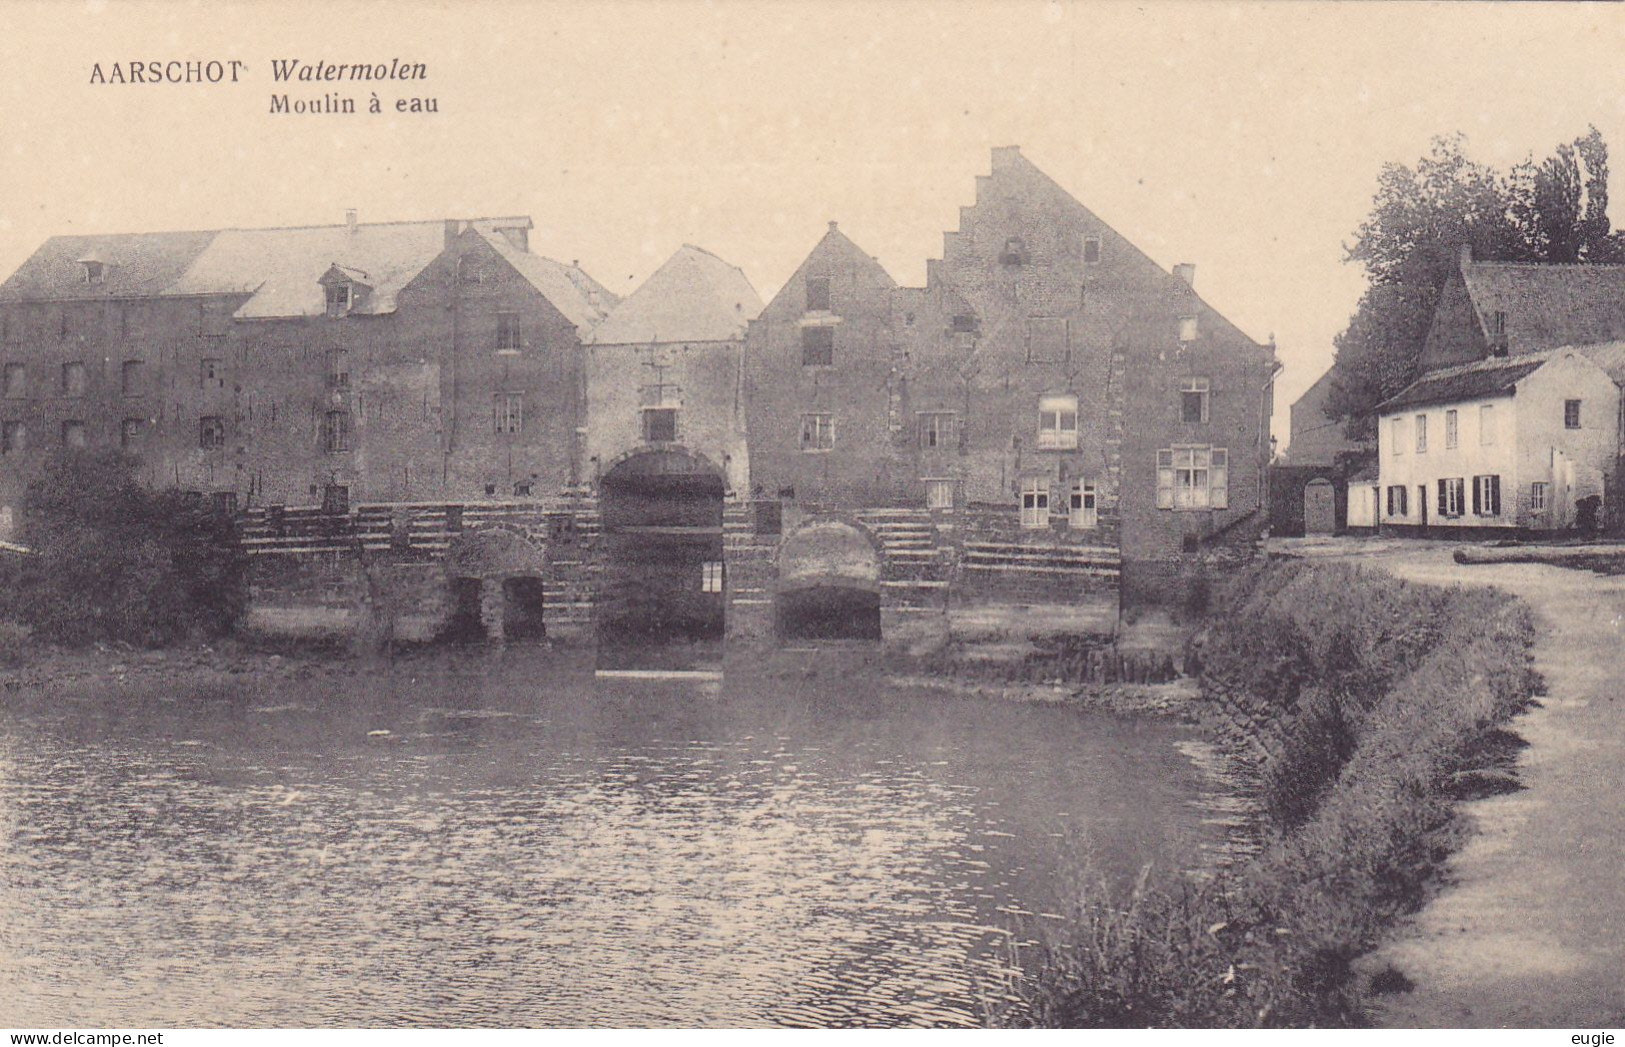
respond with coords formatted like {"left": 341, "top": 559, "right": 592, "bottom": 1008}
{"left": 0, "top": 230, "right": 219, "bottom": 301}
{"left": 1568, "top": 340, "right": 1625, "bottom": 385}
{"left": 169, "top": 217, "right": 530, "bottom": 319}
{"left": 1378, "top": 353, "right": 1550, "bottom": 413}
{"left": 477, "top": 230, "right": 618, "bottom": 336}
{"left": 591, "top": 244, "right": 763, "bottom": 345}
{"left": 1462, "top": 261, "right": 1625, "bottom": 354}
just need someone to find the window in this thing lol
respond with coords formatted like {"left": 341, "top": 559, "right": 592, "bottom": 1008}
{"left": 801, "top": 326, "right": 834, "bottom": 366}
{"left": 701, "top": 561, "right": 724, "bottom": 594}
{"left": 1020, "top": 477, "right": 1050, "bottom": 528}
{"left": 1026, "top": 317, "right": 1069, "bottom": 363}
{"left": 1531, "top": 482, "right": 1549, "bottom": 513}
{"left": 322, "top": 484, "right": 349, "bottom": 516}
{"left": 805, "top": 277, "right": 830, "bottom": 313}
{"left": 120, "top": 417, "right": 143, "bottom": 448}
{"left": 1178, "top": 316, "right": 1198, "bottom": 343}
{"left": 61, "top": 420, "right": 86, "bottom": 448}
{"left": 1390, "top": 416, "right": 1405, "bottom": 455}
{"left": 1489, "top": 310, "right": 1508, "bottom": 334}
{"left": 1083, "top": 236, "right": 1102, "bottom": 264}
{"left": 1415, "top": 413, "right": 1428, "bottom": 453}
{"left": 1565, "top": 399, "right": 1582, "bottom": 429}
{"left": 1070, "top": 481, "right": 1098, "bottom": 529}
{"left": 199, "top": 415, "right": 225, "bottom": 450}
{"left": 494, "top": 393, "right": 524, "bottom": 434}
{"left": 917, "top": 412, "right": 957, "bottom": 449}
{"left": 122, "top": 360, "right": 144, "bottom": 396}
{"left": 323, "top": 410, "right": 352, "bottom": 452}
{"left": 1480, "top": 404, "right": 1496, "bottom": 445}
{"left": 211, "top": 491, "right": 238, "bottom": 516}
{"left": 329, "top": 351, "right": 350, "bottom": 390}
{"left": 1386, "top": 484, "right": 1409, "bottom": 518}
{"left": 1473, "top": 474, "right": 1502, "bottom": 517}
{"left": 3, "top": 364, "right": 23, "bottom": 399}
{"left": 800, "top": 412, "right": 834, "bottom": 451}
{"left": 925, "top": 479, "right": 955, "bottom": 510}
{"left": 1156, "top": 446, "right": 1228, "bottom": 510}
{"left": 325, "top": 282, "right": 351, "bottom": 316}
{"left": 1000, "top": 237, "right": 1027, "bottom": 265}
{"left": 497, "top": 311, "right": 522, "bottom": 352}
{"left": 1181, "top": 378, "right": 1210, "bottom": 423}
{"left": 61, "top": 361, "right": 85, "bottom": 396}
{"left": 1438, "top": 477, "right": 1464, "bottom": 517}
{"left": 642, "top": 407, "right": 677, "bottom": 443}
{"left": 1, "top": 421, "right": 23, "bottom": 454}
{"left": 1037, "top": 393, "right": 1079, "bottom": 449}
{"left": 951, "top": 313, "right": 978, "bottom": 333}
{"left": 82, "top": 261, "right": 104, "bottom": 284}
{"left": 200, "top": 357, "right": 224, "bottom": 388}
{"left": 1445, "top": 409, "right": 1458, "bottom": 449}
{"left": 513, "top": 480, "right": 533, "bottom": 497}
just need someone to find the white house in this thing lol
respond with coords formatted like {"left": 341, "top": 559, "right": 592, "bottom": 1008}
{"left": 1376, "top": 344, "right": 1625, "bottom": 533}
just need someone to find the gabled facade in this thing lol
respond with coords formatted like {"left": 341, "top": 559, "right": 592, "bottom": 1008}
{"left": 1377, "top": 345, "right": 1625, "bottom": 533}
{"left": 586, "top": 244, "right": 762, "bottom": 495}
{"left": 744, "top": 147, "right": 1277, "bottom": 610}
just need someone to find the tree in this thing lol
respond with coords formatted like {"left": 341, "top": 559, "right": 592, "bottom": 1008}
{"left": 11, "top": 451, "right": 247, "bottom": 647}
{"left": 1327, "top": 128, "right": 1625, "bottom": 438}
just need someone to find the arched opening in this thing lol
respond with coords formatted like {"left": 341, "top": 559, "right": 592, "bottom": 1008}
{"left": 775, "top": 519, "right": 882, "bottom": 642}
{"left": 440, "top": 528, "right": 548, "bottom": 644}
{"left": 1304, "top": 478, "right": 1336, "bottom": 536}
{"left": 598, "top": 448, "right": 726, "bottom": 647}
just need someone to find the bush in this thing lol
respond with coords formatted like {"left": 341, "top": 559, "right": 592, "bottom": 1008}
{"left": 10, "top": 451, "right": 248, "bottom": 647}
{"left": 1006, "top": 560, "right": 1538, "bottom": 1028}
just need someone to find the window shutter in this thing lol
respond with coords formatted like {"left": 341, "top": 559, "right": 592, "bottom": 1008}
{"left": 1156, "top": 450, "right": 1174, "bottom": 509}
{"left": 1472, "top": 476, "right": 1482, "bottom": 516}
{"left": 1438, "top": 478, "right": 1447, "bottom": 516}
{"left": 1490, "top": 475, "right": 1501, "bottom": 516}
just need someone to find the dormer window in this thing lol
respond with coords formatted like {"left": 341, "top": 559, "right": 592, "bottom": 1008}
{"left": 319, "top": 263, "right": 370, "bottom": 318}
{"left": 1000, "top": 237, "right": 1028, "bottom": 266}
{"left": 81, "top": 261, "right": 105, "bottom": 284}
{"left": 951, "top": 313, "right": 978, "bottom": 334}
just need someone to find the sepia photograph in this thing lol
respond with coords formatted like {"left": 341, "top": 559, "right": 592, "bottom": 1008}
{"left": 0, "top": 0, "right": 1622, "bottom": 1035}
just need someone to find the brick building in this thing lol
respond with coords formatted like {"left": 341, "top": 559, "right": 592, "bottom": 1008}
{"left": 0, "top": 214, "right": 614, "bottom": 533}
{"left": 744, "top": 146, "right": 1278, "bottom": 616}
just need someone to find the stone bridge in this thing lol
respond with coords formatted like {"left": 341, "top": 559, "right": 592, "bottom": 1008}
{"left": 237, "top": 496, "right": 1121, "bottom": 649}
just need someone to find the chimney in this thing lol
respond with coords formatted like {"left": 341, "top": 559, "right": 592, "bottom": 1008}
{"left": 443, "top": 219, "right": 464, "bottom": 250}
{"left": 345, "top": 208, "right": 358, "bottom": 234}
{"left": 828, "top": 220, "right": 839, "bottom": 233}
{"left": 1173, "top": 262, "right": 1196, "bottom": 288}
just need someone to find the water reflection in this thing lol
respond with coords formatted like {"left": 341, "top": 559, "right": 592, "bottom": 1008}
{"left": 0, "top": 651, "right": 1220, "bottom": 1027}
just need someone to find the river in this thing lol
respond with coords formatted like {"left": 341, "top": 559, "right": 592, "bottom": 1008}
{"left": 0, "top": 649, "right": 1229, "bottom": 1027}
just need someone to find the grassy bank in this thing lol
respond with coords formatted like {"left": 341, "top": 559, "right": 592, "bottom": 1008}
{"left": 1003, "top": 559, "right": 1540, "bottom": 1028}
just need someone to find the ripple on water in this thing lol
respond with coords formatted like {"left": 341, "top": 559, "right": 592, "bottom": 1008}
{"left": 0, "top": 659, "right": 1230, "bottom": 1027}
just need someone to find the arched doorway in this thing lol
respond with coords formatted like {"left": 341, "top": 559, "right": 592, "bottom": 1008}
{"left": 598, "top": 447, "right": 727, "bottom": 647}
{"left": 775, "top": 518, "right": 882, "bottom": 641}
{"left": 442, "top": 528, "right": 547, "bottom": 642}
{"left": 1304, "top": 478, "right": 1336, "bottom": 536}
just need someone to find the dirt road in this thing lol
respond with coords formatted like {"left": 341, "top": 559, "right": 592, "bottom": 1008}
{"left": 1280, "top": 538, "right": 1625, "bottom": 1028}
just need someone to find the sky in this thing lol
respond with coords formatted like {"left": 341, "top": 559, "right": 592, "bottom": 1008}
{"left": 2, "top": 0, "right": 1623, "bottom": 442}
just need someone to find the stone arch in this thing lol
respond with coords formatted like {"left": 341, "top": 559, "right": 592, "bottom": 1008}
{"left": 443, "top": 525, "right": 546, "bottom": 580}
{"left": 441, "top": 526, "right": 548, "bottom": 642}
{"left": 600, "top": 444, "right": 726, "bottom": 487}
{"left": 774, "top": 516, "right": 884, "bottom": 641}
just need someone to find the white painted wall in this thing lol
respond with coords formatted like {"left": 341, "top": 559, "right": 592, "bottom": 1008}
{"left": 1379, "top": 391, "right": 1517, "bottom": 528}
